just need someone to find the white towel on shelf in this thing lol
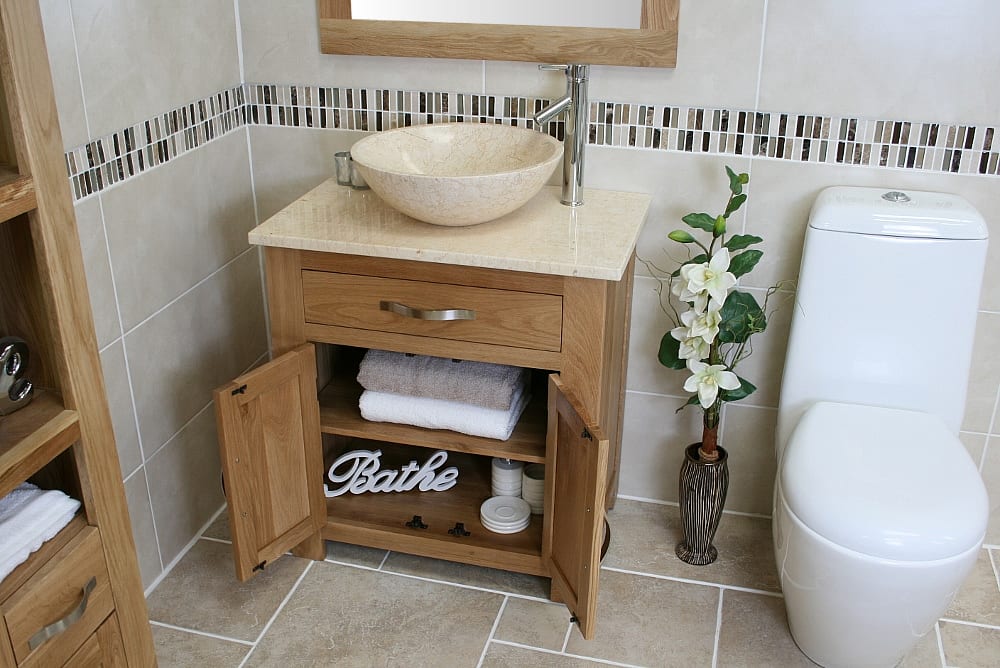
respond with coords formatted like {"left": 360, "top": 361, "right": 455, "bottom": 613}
{"left": 357, "top": 349, "right": 529, "bottom": 410}
{"left": 0, "top": 482, "right": 81, "bottom": 584}
{"left": 359, "top": 385, "right": 530, "bottom": 441}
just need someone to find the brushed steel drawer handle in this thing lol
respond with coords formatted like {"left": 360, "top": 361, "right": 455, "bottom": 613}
{"left": 28, "top": 576, "right": 97, "bottom": 650}
{"left": 379, "top": 300, "right": 476, "bottom": 321}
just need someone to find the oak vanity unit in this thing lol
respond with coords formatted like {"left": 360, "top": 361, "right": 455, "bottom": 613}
{"left": 215, "top": 181, "right": 649, "bottom": 638}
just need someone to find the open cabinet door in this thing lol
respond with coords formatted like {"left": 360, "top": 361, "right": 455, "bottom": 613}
{"left": 213, "top": 344, "right": 325, "bottom": 581}
{"left": 544, "top": 374, "right": 609, "bottom": 640}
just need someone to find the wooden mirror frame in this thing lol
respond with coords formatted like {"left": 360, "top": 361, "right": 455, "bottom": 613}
{"left": 317, "top": 0, "right": 678, "bottom": 68}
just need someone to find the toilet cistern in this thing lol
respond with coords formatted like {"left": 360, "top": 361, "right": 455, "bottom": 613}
{"left": 533, "top": 64, "right": 589, "bottom": 207}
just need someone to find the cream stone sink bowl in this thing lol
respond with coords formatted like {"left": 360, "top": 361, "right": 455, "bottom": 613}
{"left": 349, "top": 123, "right": 562, "bottom": 226}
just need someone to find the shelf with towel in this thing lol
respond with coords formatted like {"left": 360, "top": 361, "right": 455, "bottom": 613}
{"left": 0, "top": 167, "right": 35, "bottom": 224}
{"left": 0, "top": 391, "right": 79, "bottom": 499}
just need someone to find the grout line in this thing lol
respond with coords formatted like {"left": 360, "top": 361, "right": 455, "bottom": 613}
{"left": 615, "top": 494, "right": 773, "bottom": 520}
{"left": 754, "top": 0, "right": 769, "bottom": 114}
{"left": 149, "top": 620, "right": 254, "bottom": 647}
{"left": 142, "top": 399, "right": 216, "bottom": 463}
{"left": 560, "top": 616, "right": 573, "bottom": 653}
{"left": 489, "top": 640, "right": 645, "bottom": 668}
{"left": 989, "top": 548, "right": 1000, "bottom": 592}
{"left": 199, "top": 536, "right": 232, "bottom": 545}
{"left": 375, "top": 550, "right": 391, "bottom": 570}
{"left": 711, "top": 589, "right": 724, "bottom": 668}
{"left": 601, "top": 565, "right": 783, "bottom": 598}
{"left": 934, "top": 622, "right": 947, "bottom": 668}
{"left": 937, "top": 617, "right": 1000, "bottom": 632}
{"left": 238, "top": 560, "right": 317, "bottom": 668}
{"left": 622, "top": 388, "right": 779, "bottom": 414}
{"left": 143, "top": 503, "right": 229, "bottom": 597}
{"left": 475, "top": 596, "right": 508, "bottom": 668}
{"left": 375, "top": 566, "right": 552, "bottom": 602}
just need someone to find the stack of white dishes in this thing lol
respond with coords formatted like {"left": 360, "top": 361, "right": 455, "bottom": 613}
{"left": 480, "top": 496, "right": 531, "bottom": 534}
{"left": 521, "top": 464, "right": 545, "bottom": 514}
{"left": 491, "top": 458, "right": 523, "bottom": 497}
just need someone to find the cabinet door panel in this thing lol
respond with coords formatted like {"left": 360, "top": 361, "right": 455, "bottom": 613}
{"left": 543, "top": 374, "right": 608, "bottom": 640}
{"left": 214, "top": 344, "right": 324, "bottom": 581}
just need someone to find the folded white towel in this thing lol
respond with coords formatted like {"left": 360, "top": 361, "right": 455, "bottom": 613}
{"left": 0, "top": 483, "right": 81, "bottom": 584}
{"left": 359, "top": 385, "right": 530, "bottom": 441}
{"left": 357, "top": 349, "right": 529, "bottom": 410}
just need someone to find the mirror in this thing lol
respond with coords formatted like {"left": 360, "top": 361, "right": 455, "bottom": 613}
{"left": 316, "top": 0, "right": 678, "bottom": 68}
{"left": 350, "top": 1, "right": 644, "bottom": 30}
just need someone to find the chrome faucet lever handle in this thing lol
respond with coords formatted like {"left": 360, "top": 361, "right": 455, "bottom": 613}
{"left": 538, "top": 64, "right": 569, "bottom": 71}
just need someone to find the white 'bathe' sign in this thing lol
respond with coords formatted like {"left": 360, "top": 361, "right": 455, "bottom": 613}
{"left": 324, "top": 449, "right": 459, "bottom": 497}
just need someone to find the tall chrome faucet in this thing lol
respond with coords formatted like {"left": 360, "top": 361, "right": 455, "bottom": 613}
{"left": 533, "top": 64, "right": 589, "bottom": 207}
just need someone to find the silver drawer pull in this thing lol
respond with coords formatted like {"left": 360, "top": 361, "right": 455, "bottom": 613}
{"left": 28, "top": 576, "right": 96, "bottom": 650}
{"left": 379, "top": 300, "right": 476, "bottom": 321}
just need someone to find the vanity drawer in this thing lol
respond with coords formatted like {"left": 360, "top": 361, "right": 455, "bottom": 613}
{"left": 2, "top": 527, "right": 113, "bottom": 667}
{"left": 302, "top": 271, "right": 563, "bottom": 351}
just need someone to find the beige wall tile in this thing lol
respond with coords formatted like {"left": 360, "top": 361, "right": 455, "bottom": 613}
{"left": 100, "top": 341, "right": 141, "bottom": 477}
{"left": 145, "top": 407, "right": 226, "bottom": 566}
{"left": 961, "top": 432, "right": 988, "bottom": 469}
{"left": 939, "top": 621, "right": 1000, "bottom": 668}
{"left": 124, "top": 249, "right": 267, "bottom": 454}
{"left": 245, "top": 561, "right": 502, "bottom": 666}
{"left": 146, "top": 540, "right": 309, "bottom": 642}
{"left": 964, "top": 313, "right": 1000, "bottom": 434}
{"left": 719, "top": 404, "right": 778, "bottom": 516}
{"left": 123, "top": 470, "right": 162, "bottom": 589}
{"left": 564, "top": 569, "right": 718, "bottom": 664}
{"left": 38, "top": 0, "right": 89, "bottom": 149}
{"left": 726, "top": 286, "right": 793, "bottom": 410}
{"left": 483, "top": 0, "right": 765, "bottom": 109}
{"left": 152, "top": 625, "right": 249, "bottom": 668}
{"left": 494, "top": 598, "right": 570, "bottom": 652}
{"left": 238, "top": 0, "right": 483, "bottom": 91}
{"left": 248, "top": 126, "right": 365, "bottom": 221}
{"left": 759, "top": 1, "right": 1000, "bottom": 126}
{"left": 70, "top": 0, "right": 241, "bottom": 139}
{"left": 618, "top": 391, "right": 702, "bottom": 502}
{"left": 74, "top": 197, "right": 120, "bottom": 348}
{"left": 102, "top": 132, "right": 255, "bottom": 330}
{"left": 717, "top": 590, "right": 813, "bottom": 666}
{"left": 627, "top": 275, "right": 688, "bottom": 397}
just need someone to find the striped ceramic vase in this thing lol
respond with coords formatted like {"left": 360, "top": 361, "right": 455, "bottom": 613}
{"left": 675, "top": 443, "right": 729, "bottom": 565}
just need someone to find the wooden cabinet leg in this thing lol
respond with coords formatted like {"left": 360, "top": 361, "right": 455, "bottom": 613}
{"left": 549, "top": 579, "right": 564, "bottom": 603}
{"left": 291, "top": 532, "right": 325, "bottom": 561}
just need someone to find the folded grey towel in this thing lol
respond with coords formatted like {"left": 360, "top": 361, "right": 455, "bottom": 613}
{"left": 357, "top": 349, "right": 528, "bottom": 410}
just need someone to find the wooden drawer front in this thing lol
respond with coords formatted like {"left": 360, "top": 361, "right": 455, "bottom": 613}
{"left": 302, "top": 271, "right": 563, "bottom": 351}
{"left": 62, "top": 613, "right": 124, "bottom": 667}
{"left": 2, "top": 527, "right": 113, "bottom": 667}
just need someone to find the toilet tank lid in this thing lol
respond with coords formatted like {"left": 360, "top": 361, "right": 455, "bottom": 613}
{"left": 809, "top": 186, "right": 988, "bottom": 240}
{"left": 780, "top": 402, "right": 988, "bottom": 561}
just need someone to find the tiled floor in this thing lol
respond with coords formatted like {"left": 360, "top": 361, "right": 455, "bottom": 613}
{"left": 147, "top": 499, "right": 1000, "bottom": 667}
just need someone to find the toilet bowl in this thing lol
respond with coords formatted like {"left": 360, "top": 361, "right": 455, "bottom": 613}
{"left": 774, "top": 402, "right": 986, "bottom": 667}
{"left": 773, "top": 187, "right": 990, "bottom": 667}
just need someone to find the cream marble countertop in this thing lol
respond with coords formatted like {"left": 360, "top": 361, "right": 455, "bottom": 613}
{"left": 248, "top": 179, "right": 650, "bottom": 281}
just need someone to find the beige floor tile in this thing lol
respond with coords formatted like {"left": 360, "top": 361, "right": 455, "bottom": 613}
{"left": 945, "top": 548, "right": 1000, "bottom": 626}
{"left": 324, "top": 539, "right": 389, "bottom": 568}
{"left": 481, "top": 643, "right": 607, "bottom": 667}
{"left": 494, "top": 598, "right": 571, "bottom": 651}
{"left": 146, "top": 540, "right": 309, "bottom": 642}
{"left": 939, "top": 621, "right": 1000, "bottom": 668}
{"left": 564, "top": 569, "right": 719, "bottom": 665}
{"left": 202, "top": 512, "right": 230, "bottom": 540}
{"left": 898, "top": 626, "right": 944, "bottom": 668}
{"left": 382, "top": 551, "right": 550, "bottom": 598}
{"left": 151, "top": 624, "right": 250, "bottom": 667}
{"left": 716, "top": 590, "right": 814, "bottom": 667}
{"left": 604, "top": 498, "right": 779, "bottom": 592}
{"left": 244, "top": 560, "right": 503, "bottom": 667}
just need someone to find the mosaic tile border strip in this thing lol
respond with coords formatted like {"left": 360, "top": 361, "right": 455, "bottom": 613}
{"left": 66, "top": 86, "right": 246, "bottom": 200}
{"left": 65, "top": 82, "right": 1000, "bottom": 201}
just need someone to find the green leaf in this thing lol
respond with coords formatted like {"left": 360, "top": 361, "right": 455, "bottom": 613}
{"left": 724, "top": 234, "right": 763, "bottom": 252}
{"left": 719, "top": 376, "right": 757, "bottom": 403}
{"left": 725, "top": 193, "right": 747, "bottom": 217}
{"left": 675, "top": 394, "right": 700, "bottom": 413}
{"left": 728, "top": 249, "right": 763, "bottom": 278}
{"left": 658, "top": 333, "right": 687, "bottom": 370}
{"left": 668, "top": 229, "right": 696, "bottom": 243}
{"left": 726, "top": 166, "right": 743, "bottom": 195}
{"left": 669, "top": 253, "right": 707, "bottom": 277}
{"left": 682, "top": 212, "right": 716, "bottom": 232}
{"left": 717, "top": 291, "right": 766, "bottom": 344}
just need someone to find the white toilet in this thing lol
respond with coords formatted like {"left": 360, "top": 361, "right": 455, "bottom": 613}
{"left": 773, "top": 186, "right": 990, "bottom": 668}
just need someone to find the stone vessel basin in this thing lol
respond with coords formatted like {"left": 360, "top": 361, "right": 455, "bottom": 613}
{"left": 349, "top": 122, "right": 562, "bottom": 227}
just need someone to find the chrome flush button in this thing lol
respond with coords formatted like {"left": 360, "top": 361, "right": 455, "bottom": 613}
{"left": 882, "top": 191, "right": 911, "bottom": 203}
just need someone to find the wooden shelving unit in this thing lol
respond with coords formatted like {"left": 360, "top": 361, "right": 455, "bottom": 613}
{"left": 0, "top": 1, "right": 156, "bottom": 665}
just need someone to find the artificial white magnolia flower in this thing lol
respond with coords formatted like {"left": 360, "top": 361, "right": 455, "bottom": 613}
{"left": 676, "top": 333, "right": 711, "bottom": 361}
{"left": 679, "top": 248, "right": 738, "bottom": 310}
{"left": 680, "top": 302, "right": 722, "bottom": 344}
{"left": 683, "top": 359, "right": 740, "bottom": 409}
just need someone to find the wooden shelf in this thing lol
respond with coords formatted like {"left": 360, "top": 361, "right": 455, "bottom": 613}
{"left": 318, "top": 375, "right": 547, "bottom": 463}
{"left": 0, "top": 166, "right": 35, "bottom": 224}
{"left": 0, "top": 513, "right": 86, "bottom": 601}
{"left": 0, "top": 391, "right": 79, "bottom": 498}
{"left": 322, "top": 441, "right": 545, "bottom": 575}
